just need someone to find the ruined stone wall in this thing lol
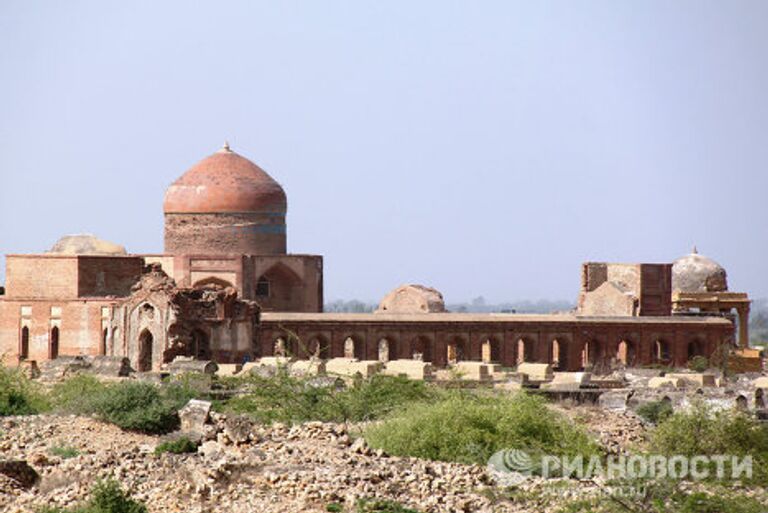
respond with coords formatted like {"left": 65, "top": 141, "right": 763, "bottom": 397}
{"left": 258, "top": 316, "right": 733, "bottom": 373}
{"left": 76, "top": 256, "right": 145, "bottom": 297}
{"left": 141, "top": 254, "right": 323, "bottom": 313}
{"left": 4, "top": 256, "right": 79, "bottom": 299}
{"left": 579, "top": 282, "right": 637, "bottom": 316}
{"left": 606, "top": 264, "right": 640, "bottom": 292}
{"left": 164, "top": 213, "right": 286, "bottom": 256}
{"left": 249, "top": 255, "right": 323, "bottom": 312}
{"left": 0, "top": 298, "right": 114, "bottom": 364}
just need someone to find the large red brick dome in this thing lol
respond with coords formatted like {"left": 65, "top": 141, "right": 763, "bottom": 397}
{"left": 164, "top": 143, "right": 287, "bottom": 214}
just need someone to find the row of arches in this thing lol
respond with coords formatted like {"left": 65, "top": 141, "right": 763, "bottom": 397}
{"left": 267, "top": 332, "right": 710, "bottom": 371}
{"left": 135, "top": 326, "right": 212, "bottom": 373}
{"left": 18, "top": 325, "right": 59, "bottom": 361}
{"left": 191, "top": 263, "right": 304, "bottom": 303}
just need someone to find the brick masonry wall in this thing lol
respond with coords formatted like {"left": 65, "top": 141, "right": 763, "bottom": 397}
{"left": 77, "top": 256, "right": 144, "bottom": 297}
{"left": 5, "top": 256, "right": 79, "bottom": 299}
{"left": 0, "top": 298, "right": 112, "bottom": 363}
{"left": 164, "top": 213, "right": 286, "bottom": 255}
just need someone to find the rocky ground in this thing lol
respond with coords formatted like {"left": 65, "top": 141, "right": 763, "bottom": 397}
{"left": 0, "top": 408, "right": 732, "bottom": 513}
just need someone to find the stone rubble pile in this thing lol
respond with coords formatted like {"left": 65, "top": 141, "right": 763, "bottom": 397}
{"left": 0, "top": 414, "right": 519, "bottom": 513}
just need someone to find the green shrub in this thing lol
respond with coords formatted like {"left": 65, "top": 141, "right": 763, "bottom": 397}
{"left": 651, "top": 402, "right": 768, "bottom": 484}
{"left": 356, "top": 498, "right": 422, "bottom": 513}
{"left": 687, "top": 356, "right": 709, "bottom": 372}
{"left": 652, "top": 402, "right": 768, "bottom": 456}
{"left": 336, "top": 375, "right": 435, "bottom": 422}
{"left": 162, "top": 372, "right": 213, "bottom": 404}
{"left": 0, "top": 366, "right": 48, "bottom": 416}
{"left": 49, "top": 445, "right": 80, "bottom": 459}
{"left": 674, "top": 492, "right": 765, "bottom": 513}
{"left": 635, "top": 399, "right": 674, "bottom": 424}
{"left": 364, "top": 391, "right": 599, "bottom": 465}
{"left": 557, "top": 488, "right": 766, "bottom": 513}
{"left": 49, "top": 374, "right": 107, "bottom": 415}
{"left": 154, "top": 436, "right": 198, "bottom": 455}
{"left": 36, "top": 479, "right": 146, "bottom": 513}
{"left": 90, "top": 381, "right": 179, "bottom": 434}
{"left": 51, "top": 376, "right": 201, "bottom": 434}
{"left": 226, "top": 372, "right": 436, "bottom": 424}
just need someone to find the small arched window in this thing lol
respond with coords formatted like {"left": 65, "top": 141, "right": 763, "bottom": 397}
{"left": 255, "top": 276, "right": 270, "bottom": 297}
{"left": 20, "top": 326, "right": 29, "bottom": 360}
{"left": 50, "top": 326, "right": 60, "bottom": 359}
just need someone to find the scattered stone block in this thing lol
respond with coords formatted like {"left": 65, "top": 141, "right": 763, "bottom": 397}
{"left": 38, "top": 355, "right": 92, "bottom": 381}
{"left": 453, "top": 362, "right": 491, "bottom": 381}
{"left": 666, "top": 373, "right": 716, "bottom": 387}
{"left": 16, "top": 360, "right": 40, "bottom": 379}
{"left": 90, "top": 356, "right": 131, "bottom": 377}
{"left": 169, "top": 357, "right": 218, "bottom": 375}
{"left": 179, "top": 399, "right": 212, "bottom": 435}
{"left": 383, "top": 359, "right": 434, "bottom": 380}
{"left": 542, "top": 372, "right": 591, "bottom": 390}
{"left": 290, "top": 359, "right": 326, "bottom": 376}
{"left": 648, "top": 377, "right": 684, "bottom": 388}
{"left": 216, "top": 363, "right": 243, "bottom": 377}
{"left": 326, "top": 358, "right": 383, "bottom": 378}
{"left": 223, "top": 416, "right": 253, "bottom": 444}
{"left": 599, "top": 390, "right": 633, "bottom": 411}
{"left": 516, "top": 363, "right": 554, "bottom": 381}
{"left": 0, "top": 460, "right": 39, "bottom": 489}
{"left": 258, "top": 356, "right": 294, "bottom": 368}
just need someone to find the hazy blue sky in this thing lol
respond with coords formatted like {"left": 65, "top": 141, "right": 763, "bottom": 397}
{"left": 1, "top": 1, "right": 766, "bottom": 303}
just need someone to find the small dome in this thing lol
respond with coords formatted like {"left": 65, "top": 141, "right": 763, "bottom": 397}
{"left": 48, "top": 234, "right": 126, "bottom": 256}
{"left": 376, "top": 284, "right": 446, "bottom": 314}
{"left": 163, "top": 143, "right": 287, "bottom": 214}
{"left": 672, "top": 247, "right": 728, "bottom": 293}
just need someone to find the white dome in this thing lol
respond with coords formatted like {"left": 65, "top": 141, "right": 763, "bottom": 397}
{"left": 376, "top": 284, "right": 446, "bottom": 314}
{"left": 48, "top": 234, "right": 126, "bottom": 256}
{"left": 672, "top": 248, "right": 728, "bottom": 293}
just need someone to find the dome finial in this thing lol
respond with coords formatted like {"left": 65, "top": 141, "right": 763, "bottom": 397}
{"left": 218, "top": 141, "right": 232, "bottom": 154}
{"left": 692, "top": 245, "right": 698, "bottom": 255}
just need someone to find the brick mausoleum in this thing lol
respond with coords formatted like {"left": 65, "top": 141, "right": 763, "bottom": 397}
{"left": 0, "top": 144, "right": 748, "bottom": 373}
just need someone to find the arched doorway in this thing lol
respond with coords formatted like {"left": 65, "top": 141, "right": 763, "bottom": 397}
{"left": 655, "top": 340, "right": 671, "bottom": 364}
{"left": 481, "top": 340, "right": 492, "bottom": 363}
{"left": 617, "top": 340, "right": 636, "bottom": 366}
{"left": 20, "top": 326, "right": 29, "bottom": 360}
{"left": 274, "top": 337, "right": 287, "bottom": 356}
{"left": 411, "top": 336, "right": 433, "bottom": 362}
{"left": 193, "top": 277, "right": 234, "bottom": 290}
{"left": 343, "top": 337, "right": 356, "bottom": 359}
{"left": 517, "top": 338, "right": 534, "bottom": 364}
{"left": 112, "top": 327, "right": 120, "bottom": 354}
{"left": 192, "top": 329, "right": 210, "bottom": 359}
{"left": 378, "top": 338, "right": 390, "bottom": 362}
{"left": 755, "top": 388, "right": 765, "bottom": 410}
{"left": 551, "top": 339, "right": 567, "bottom": 370}
{"left": 736, "top": 395, "right": 748, "bottom": 410}
{"left": 446, "top": 337, "right": 466, "bottom": 364}
{"left": 138, "top": 329, "right": 153, "bottom": 372}
{"left": 49, "top": 326, "right": 59, "bottom": 359}
{"left": 687, "top": 340, "right": 704, "bottom": 360}
{"left": 101, "top": 328, "right": 108, "bottom": 356}
{"left": 307, "top": 336, "right": 330, "bottom": 359}
{"left": 582, "top": 340, "right": 604, "bottom": 369}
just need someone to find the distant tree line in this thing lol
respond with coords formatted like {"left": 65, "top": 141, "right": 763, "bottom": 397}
{"left": 750, "top": 298, "right": 768, "bottom": 347}
{"left": 324, "top": 296, "right": 574, "bottom": 314}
